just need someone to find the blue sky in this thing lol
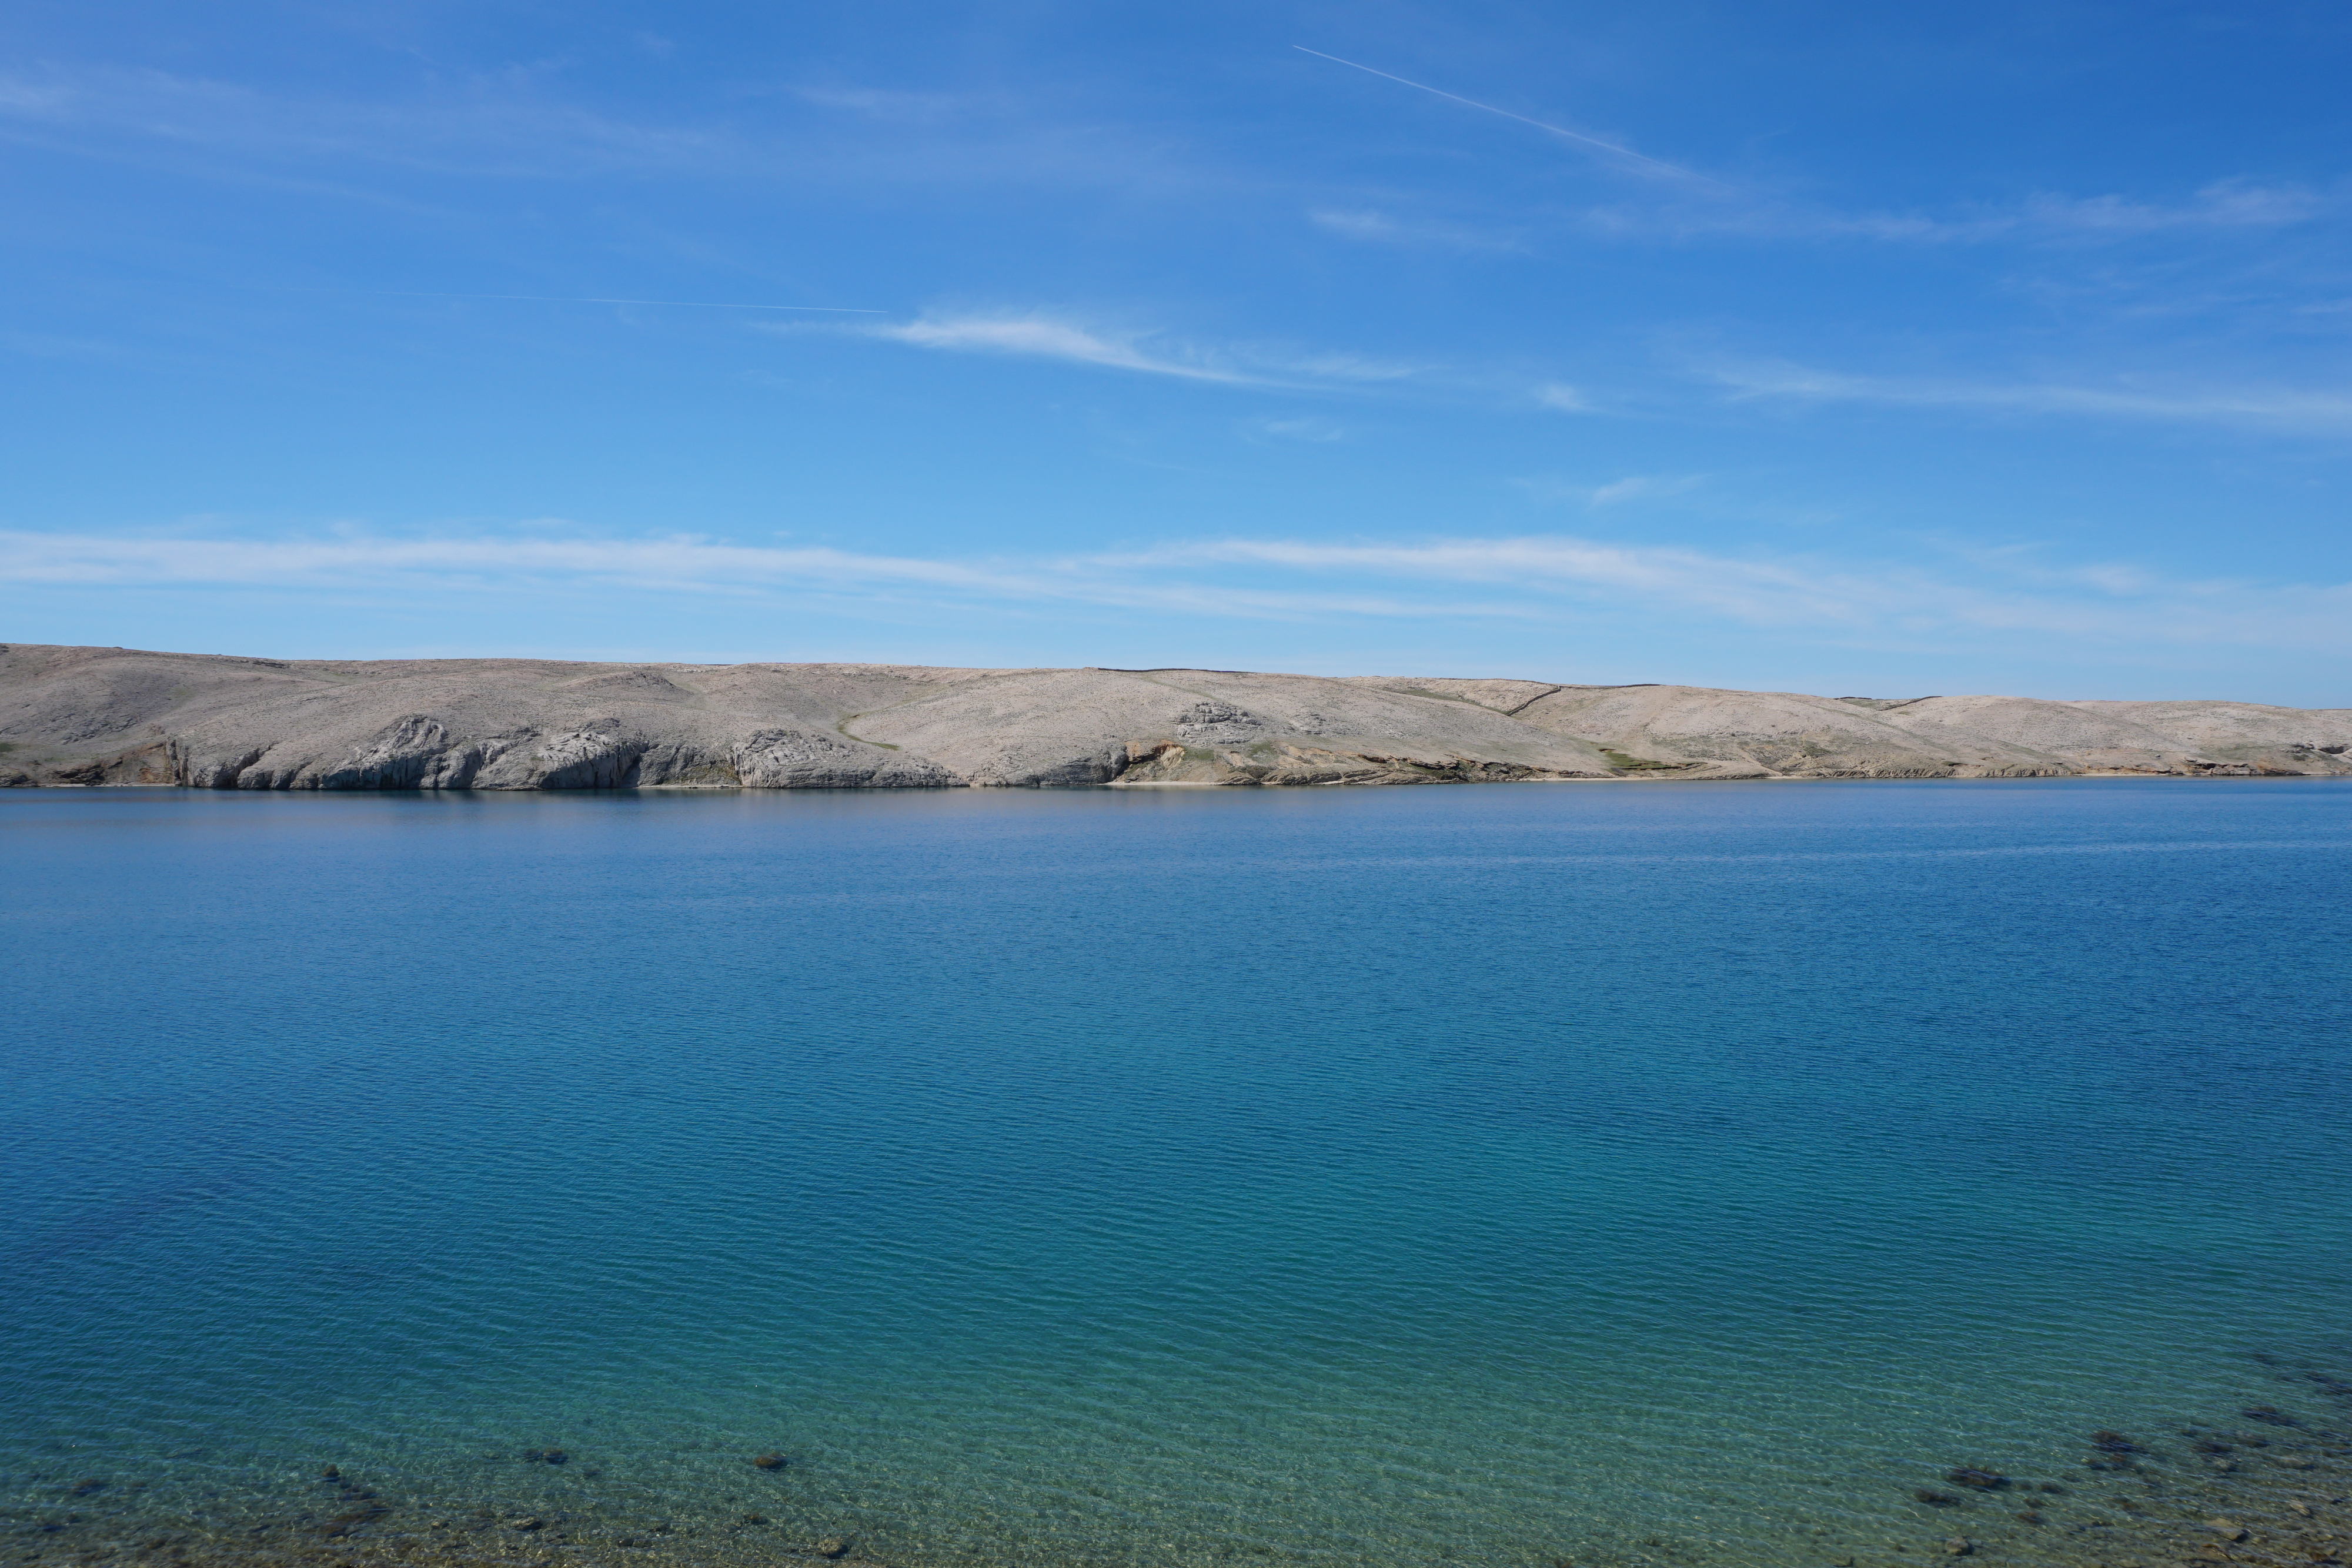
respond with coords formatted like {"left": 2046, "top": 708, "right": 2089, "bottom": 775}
{"left": 4, "top": 1, "right": 2350, "bottom": 701}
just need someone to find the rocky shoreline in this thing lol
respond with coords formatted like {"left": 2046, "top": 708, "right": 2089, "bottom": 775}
{"left": 4, "top": 644, "right": 2350, "bottom": 792}
{"left": 10, "top": 1366, "right": 2350, "bottom": 1568}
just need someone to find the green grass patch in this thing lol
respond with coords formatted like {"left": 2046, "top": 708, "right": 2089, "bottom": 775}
{"left": 835, "top": 716, "right": 900, "bottom": 750}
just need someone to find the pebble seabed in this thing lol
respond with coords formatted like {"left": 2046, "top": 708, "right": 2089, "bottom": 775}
{"left": 9, "top": 1362, "right": 2350, "bottom": 1568}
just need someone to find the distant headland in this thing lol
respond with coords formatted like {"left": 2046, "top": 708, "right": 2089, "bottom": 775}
{"left": 2, "top": 643, "right": 2346, "bottom": 790}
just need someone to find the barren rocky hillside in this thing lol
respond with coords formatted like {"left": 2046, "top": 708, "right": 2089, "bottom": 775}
{"left": 3, "top": 643, "right": 2347, "bottom": 790}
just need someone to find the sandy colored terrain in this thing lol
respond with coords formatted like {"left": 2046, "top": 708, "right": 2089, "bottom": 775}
{"left": 2, "top": 643, "right": 2347, "bottom": 790}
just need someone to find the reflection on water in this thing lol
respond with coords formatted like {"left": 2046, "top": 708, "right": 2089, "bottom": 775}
{"left": 5, "top": 783, "right": 2350, "bottom": 1567}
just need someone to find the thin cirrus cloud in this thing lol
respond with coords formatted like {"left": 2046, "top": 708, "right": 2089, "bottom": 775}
{"left": 1308, "top": 208, "right": 1525, "bottom": 252}
{"left": 862, "top": 315, "right": 1256, "bottom": 385}
{"left": 16, "top": 58, "right": 2323, "bottom": 267}
{"left": 0, "top": 61, "right": 1181, "bottom": 194}
{"left": 1508, "top": 474, "right": 1702, "bottom": 508}
{"left": 0, "top": 530, "right": 1037, "bottom": 597}
{"left": 1706, "top": 360, "right": 2352, "bottom": 434}
{"left": 1579, "top": 178, "right": 2336, "bottom": 245}
{"left": 1314, "top": 44, "right": 2334, "bottom": 247}
{"left": 1100, "top": 536, "right": 2352, "bottom": 651}
{"left": 1533, "top": 383, "right": 1596, "bottom": 413}
{"left": 6, "top": 527, "right": 2346, "bottom": 656}
{"left": 843, "top": 312, "right": 1425, "bottom": 388}
{"left": 1587, "top": 474, "right": 1703, "bottom": 506}
{"left": 2007, "top": 179, "right": 2331, "bottom": 236}
{"left": 856, "top": 311, "right": 2352, "bottom": 434}
{"left": 0, "top": 63, "right": 723, "bottom": 178}
{"left": 0, "top": 530, "right": 1495, "bottom": 623}
{"left": 1288, "top": 45, "right": 2331, "bottom": 251}
{"left": 1251, "top": 416, "right": 1348, "bottom": 443}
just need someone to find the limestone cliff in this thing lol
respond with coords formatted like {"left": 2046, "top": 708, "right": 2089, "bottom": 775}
{"left": 2, "top": 643, "right": 2346, "bottom": 790}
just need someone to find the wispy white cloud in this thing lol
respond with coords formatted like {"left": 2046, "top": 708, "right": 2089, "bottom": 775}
{"left": 12, "top": 57, "right": 2326, "bottom": 273}
{"left": 0, "top": 63, "right": 719, "bottom": 178}
{"left": 0, "top": 61, "right": 1190, "bottom": 195}
{"left": 1283, "top": 46, "right": 2333, "bottom": 253}
{"left": 1578, "top": 178, "right": 2337, "bottom": 247}
{"left": 7, "top": 526, "right": 2347, "bottom": 656}
{"left": 837, "top": 303, "right": 2344, "bottom": 435}
{"left": 1705, "top": 359, "right": 2352, "bottom": 433}
{"left": 2012, "top": 179, "right": 2330, "bottom": 236}
{"left": 848, "top": 310, "right": 1424, "bottom": 389}
{"left": 1513, "top": 475, "right": 1705, "bottom": 507}
{"left": 1098, "top": 534, "right": 2352, "bottom": 652}
{"left": 0, "top": 77, "right": 73, "bottom": 116}
{"left": 0, "top": 529, "right": 1506, "bottom": 622}
{"left": 866, "top": 315, "right": 1255, "bottom": 385}
{"left": 1250, "top": 416, "right": 1348, "bottom": 443}
{"left": 1309, "top": 208, "right": 1524, "bottom": 251}
{"left": 1282, "top": 349, "right": 1424, "bottom": 383}
{"left": 1532, "top": 382, "right": 1595, "bottom": 413}
{"left": 1588, "top": 474, "right": 1703, "bottom": 506}
{"left": 0, "top": 530, "right": 1023, "bottom": 594}
{"left": 787, "top": 84, "right": 977, "bottom": 122}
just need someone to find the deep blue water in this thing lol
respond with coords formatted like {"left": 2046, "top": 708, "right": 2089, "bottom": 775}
{"left": 4, "top": 781, "right": 2350, "bottom": 1568}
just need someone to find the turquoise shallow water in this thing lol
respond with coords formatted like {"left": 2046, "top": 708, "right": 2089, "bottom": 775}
{"left": 4, "top": 781, "right": 2351, "bottom": 1568}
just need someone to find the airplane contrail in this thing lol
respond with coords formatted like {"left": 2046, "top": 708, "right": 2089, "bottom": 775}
{"left": 1293, "top": 45, "right": 1692, "bottom": 179}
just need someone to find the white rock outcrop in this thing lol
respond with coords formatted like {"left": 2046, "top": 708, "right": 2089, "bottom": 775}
{"left": 2, "top": 643, "right": 2346, "bottom": 790}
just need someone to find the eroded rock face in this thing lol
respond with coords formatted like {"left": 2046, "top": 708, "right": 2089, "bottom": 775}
{"left": 846, "top": 666, "right": 1618, "bottom": 785}
{"left": 1503, "top": 685, "right": 2062, "bottom": 779}
{"left": 1173, "top": 700, "right": 1273, "bottom": 746}
{"left": 505, "top": 724, "right": 646, "bottom": 790}
{"left": 2, "top": 643, "right": 2346, "bottom": 791}
{"left": 728, "top": 728, "right": 956, "bottom": 789}
{"left": 316, "top": 716, "right": 465, "bottom": 791}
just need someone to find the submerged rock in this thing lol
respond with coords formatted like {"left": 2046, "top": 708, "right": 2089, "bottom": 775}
{"left": 323, "top": 1504, "right": 389, "bottom": 1536}
{"left": 753, "top": 1453, "right": 787, "bottom": 1470}
{"left": 1945, "top": 1467, "right": 2004, "bottom": 1490}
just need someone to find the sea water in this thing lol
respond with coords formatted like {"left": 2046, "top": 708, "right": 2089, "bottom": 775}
{"left": 4, "top": 781, "right": 2350, "bottom": 1568}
